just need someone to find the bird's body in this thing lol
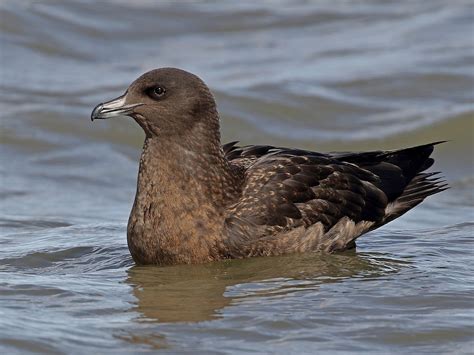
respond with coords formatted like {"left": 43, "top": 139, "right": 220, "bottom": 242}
{"left": 92, "top": 68, "right": 447, "bottom": 265}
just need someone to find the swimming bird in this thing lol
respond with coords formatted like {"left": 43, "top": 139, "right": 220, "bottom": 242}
{"left": 91, "top": 68, "right": 447, "bottom": 266}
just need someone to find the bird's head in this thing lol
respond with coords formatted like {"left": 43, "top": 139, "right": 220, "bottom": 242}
{"left": 91, "top": 68, "right": 218, "bottom": 138}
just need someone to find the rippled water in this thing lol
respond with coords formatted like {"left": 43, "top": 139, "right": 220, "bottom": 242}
{"left": 1, "top": 1, "right": 473, "bottom": 353}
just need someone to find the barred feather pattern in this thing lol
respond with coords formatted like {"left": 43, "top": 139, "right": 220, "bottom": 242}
{"left": 222, "top": 141, "right": 447, "bottom": 257}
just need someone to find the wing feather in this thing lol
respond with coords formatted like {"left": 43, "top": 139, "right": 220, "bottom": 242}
{"left": 222, "top": 141, "right": 446, "bottom": 256}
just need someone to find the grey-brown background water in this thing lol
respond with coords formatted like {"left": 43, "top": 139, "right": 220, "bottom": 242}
{"left": 0, "top": 1, "right": 473, "bottom": 354}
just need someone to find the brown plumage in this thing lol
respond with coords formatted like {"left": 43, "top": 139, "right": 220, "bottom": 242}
{"left": 91, "top": 68, "right": 448, "bottom": 265}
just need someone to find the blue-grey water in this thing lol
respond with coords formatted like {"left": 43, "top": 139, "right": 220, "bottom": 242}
{"left": 1, "top": 1, "right": 473, "bottom": 354}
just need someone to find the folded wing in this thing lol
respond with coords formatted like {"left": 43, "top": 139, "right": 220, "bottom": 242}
{"left": 223, "top": 142, "right": 447, "bottom": 256}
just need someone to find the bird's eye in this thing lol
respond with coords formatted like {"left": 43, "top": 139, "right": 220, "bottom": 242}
{"left": 149, "top": 86, "right": 166, "bottom": 99}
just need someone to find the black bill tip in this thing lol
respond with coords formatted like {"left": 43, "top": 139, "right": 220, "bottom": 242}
{"left": 91, "top": 103, "right": 104, "bottom": 121}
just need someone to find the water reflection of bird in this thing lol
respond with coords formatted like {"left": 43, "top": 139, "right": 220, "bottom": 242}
{"left": 126, "top": 252, "right": 401, "bottom": 323}
{"left": 92, "top": 68, "right": 447, "bottom": 266}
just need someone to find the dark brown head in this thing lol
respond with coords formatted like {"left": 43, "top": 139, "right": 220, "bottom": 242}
{"left": 91, "top": 68, "right": 218, "bottom": 138}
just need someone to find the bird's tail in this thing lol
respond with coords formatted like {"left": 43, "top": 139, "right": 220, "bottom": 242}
{"left": 372, "top": 142, "right": 449, "bottom": 228}
{"left": 379, "top": 171, "right": 448, "bottom": 226}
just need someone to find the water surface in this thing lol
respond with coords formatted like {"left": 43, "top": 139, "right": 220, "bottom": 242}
{"left": 1, "top": 1, "right": 473, "bottom": 353}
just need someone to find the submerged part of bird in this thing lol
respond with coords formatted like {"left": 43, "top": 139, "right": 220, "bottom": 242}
{"left": 91, "top": 68, "right": 448, "bottom": 266}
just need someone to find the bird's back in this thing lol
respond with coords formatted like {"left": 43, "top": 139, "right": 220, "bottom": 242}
{"left": 223, "top": 142, "right": 447, "bottom": 257}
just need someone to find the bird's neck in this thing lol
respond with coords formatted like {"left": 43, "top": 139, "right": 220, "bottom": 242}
{"left": 127, "top": 129, "right": 240, "bottom": 265}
